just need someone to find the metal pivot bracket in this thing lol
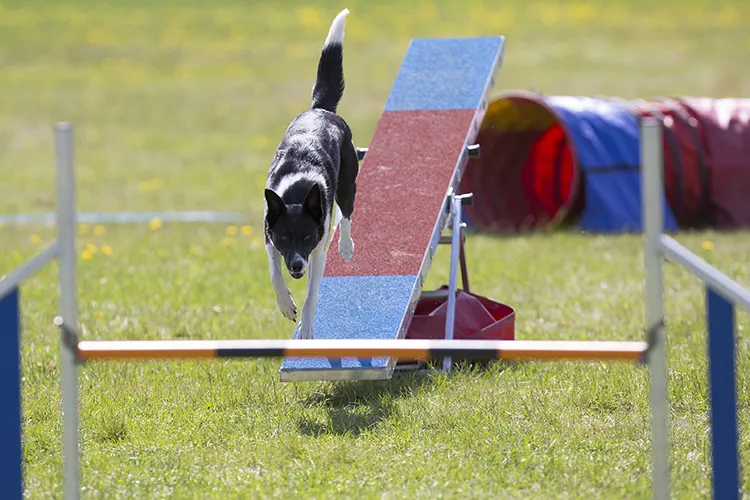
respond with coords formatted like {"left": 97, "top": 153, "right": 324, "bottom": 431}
{"left": 356, "top": 144, "right": 479, "bottom": 162}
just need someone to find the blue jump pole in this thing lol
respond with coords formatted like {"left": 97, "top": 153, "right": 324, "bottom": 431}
{"left": 706, "top": 286, "right": 740, "bottom": 500}
{"left": 0, "top": 287, "right": 23, "bottom": 499}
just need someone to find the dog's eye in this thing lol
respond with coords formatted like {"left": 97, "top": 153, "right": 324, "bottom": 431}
{"left": 281, "top": 235, "right": 289, "bottom": 241}
{"left": 304, "top": 235, "right": 312, "bottom": 241}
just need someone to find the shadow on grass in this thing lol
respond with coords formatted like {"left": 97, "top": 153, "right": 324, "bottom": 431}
{"left": 296, "top": 360, "right": 515, "bottom": 437}
{"left": 296, "top": 370, "right": 436, "bottom": 438}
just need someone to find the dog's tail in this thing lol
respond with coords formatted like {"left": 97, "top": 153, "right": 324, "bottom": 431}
{"left": 311, "top": 8, "right": 348, "bottom": 113}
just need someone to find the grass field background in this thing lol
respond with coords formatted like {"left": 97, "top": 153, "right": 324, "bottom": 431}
{"left": 1, "top": 0, "right": 749, "bottom": 498}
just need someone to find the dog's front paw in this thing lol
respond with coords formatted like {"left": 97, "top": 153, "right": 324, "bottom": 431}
{"left": 275, "top": 289, "right": 297, "bottom": 322}
{"left": 338, "top": 235, "right": 354, "bottom": 261}
{"left": 297, "top": 321, "right": 315, "bottom": 340}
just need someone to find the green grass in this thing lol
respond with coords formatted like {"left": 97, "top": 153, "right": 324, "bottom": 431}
{"left": 1, "top": 0, "right": 749, "bottom": 498}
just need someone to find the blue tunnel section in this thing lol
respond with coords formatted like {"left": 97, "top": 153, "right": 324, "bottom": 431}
{"left": 548, "top": 96, "right": 678, "bottom": 233}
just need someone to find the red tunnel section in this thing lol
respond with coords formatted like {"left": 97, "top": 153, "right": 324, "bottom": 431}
{"left": 460, "top": 93, "right": 581, "bottom": 233}
{"left": 632, "top": 99, "right": 711, "bottom": 228}
{"left": 680, "top": 97, "right": 750, "bottom": 229}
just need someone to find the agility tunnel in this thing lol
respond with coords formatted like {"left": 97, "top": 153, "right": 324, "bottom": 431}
{"left": 460, "top": 92, "right": 750, "bottom": 234}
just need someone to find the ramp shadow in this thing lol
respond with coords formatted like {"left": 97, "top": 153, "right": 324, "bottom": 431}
{"left": 295, "top": 361, "right": 513, "bottom": 437}
{"left": 296, "top": 371, "right": 436, "bottom": 438}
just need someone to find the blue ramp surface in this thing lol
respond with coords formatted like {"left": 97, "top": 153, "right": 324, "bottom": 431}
{"left": 280, "top": 276, "right": 416, "bottom": 381}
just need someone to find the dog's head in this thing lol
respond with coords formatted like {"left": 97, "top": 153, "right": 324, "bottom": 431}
{"left": 264, "top": 184, "right": 324, "bottom": 279}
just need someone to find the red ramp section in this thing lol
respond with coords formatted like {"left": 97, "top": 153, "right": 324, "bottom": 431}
{"left": 324, "top": 110, "right": 475, "bottom": 277}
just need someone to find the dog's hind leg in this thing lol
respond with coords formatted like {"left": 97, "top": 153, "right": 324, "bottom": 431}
{"left": 266, "top": 242, "right": 297, "bottom": 322}
{"left": 336, "top": 139, "right": 359, "bottom": 261}
{"left": 297, "top": 246, "right": 327, "bottom": 339}
{"left": 338, "top": 214, "right": 353, "bottom": 261}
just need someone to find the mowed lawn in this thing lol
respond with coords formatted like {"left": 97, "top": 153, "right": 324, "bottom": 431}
{"left": 1, "top": 0, "right": 749, "bottom": 498}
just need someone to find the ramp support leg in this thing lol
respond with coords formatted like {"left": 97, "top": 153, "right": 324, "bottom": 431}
{"left": 442, "top": 193, "right": 473, "bottom": 372}
{"left": 458, "top": 225, "right": 470, "bottom": 293}
{"left": 438, "top": 224, "right": 470, "bottom": 292}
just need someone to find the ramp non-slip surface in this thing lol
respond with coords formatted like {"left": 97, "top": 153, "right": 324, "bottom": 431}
{"left": 280, "top": 36, "right": 505, "bottom": 382}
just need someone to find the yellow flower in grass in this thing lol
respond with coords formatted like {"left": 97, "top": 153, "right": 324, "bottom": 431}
{"left": 138, "top": 178, "right": 164, "bottom": 192}
{"left": 226, "top": 225, "right": 238, "bottom": 236}
{"left": 297, "top": 6, "right": 323, "bottom": 28}
{"left": 93, "top": 225, "right": 106, "bottom": 236}
{"left": 148, "top": 217, "right": 163, "bottom": 231}
{"left": 702, "top": 240, "right": 714, "bottom": 251}
{"left": 241, "top": 225, "right": 253, "bottom": 236}
{"left": 101, "top": 245, "right": 113, "bottom": 256}
{"left": 96, "top": 311, "right": 104, "bottom": 318}
{"left": 86, "top": 243, "right": 98, "bottom": 254}
{"left": 220, "top": 237, "right": 235, "bottom": 247}
{"left": 82, "top": 249, "right": 93, "bottom": 260}
{"left": 567, "top": 2, "right": 597, "bottom": 23}
{"left": 31, "top": 234, "right": 42, "bottom": 244}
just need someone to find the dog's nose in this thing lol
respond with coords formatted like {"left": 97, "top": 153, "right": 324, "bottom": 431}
{"left": 290, "top": 259, "right": 304, "bottom": 274}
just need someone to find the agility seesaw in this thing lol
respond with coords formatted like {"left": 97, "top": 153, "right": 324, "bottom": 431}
{"left": 277, "top": 36, "right": 509, "bottom": 381}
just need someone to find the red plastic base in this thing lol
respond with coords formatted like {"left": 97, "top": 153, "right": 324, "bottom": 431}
{"left": 396, "top": 287, "right": 515, "bottom": 368}
{"left": 405, "top": 286, "right": 515, "bottom": 342}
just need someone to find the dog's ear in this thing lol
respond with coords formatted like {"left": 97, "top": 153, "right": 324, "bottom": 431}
{"left": 264, "top": 189, "right": 286, "bottom": 227}
{"left": 303, "top": 183, "right": 323, "bottom": 223}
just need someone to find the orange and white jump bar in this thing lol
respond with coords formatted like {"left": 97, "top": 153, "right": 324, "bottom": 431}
{"left": 76, "top": 339, "right": 649, "bottom": 363}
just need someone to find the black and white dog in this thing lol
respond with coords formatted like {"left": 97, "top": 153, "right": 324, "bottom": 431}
{"left": 264, "top": 9, "right": 358, "bottom": 340}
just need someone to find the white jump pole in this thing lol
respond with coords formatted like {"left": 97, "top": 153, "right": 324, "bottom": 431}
{"left": 55, "top": 123, "right": 80, "bottom": 500}
{"left": 641, "top": 116, "right": 670, "bottom": 500}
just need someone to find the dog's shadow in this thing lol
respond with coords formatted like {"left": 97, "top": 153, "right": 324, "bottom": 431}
{"left": 295, "top": 359, "right": 514, "bottom": 437}
{"left": 296, "top": 370, "right": 437, "bottom": 438}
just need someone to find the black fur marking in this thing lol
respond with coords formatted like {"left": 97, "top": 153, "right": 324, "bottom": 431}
{"left": 303, "top": 184, "right": 323, "bottom": 223}
{"left": 311, "top": 44, "right": 344, "bottom": 113}
{"left": 264, "top": 189, "right": 286, "bottom": 228}
{"left": 265, "top": 109, "right": 358, "bottom": 244}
